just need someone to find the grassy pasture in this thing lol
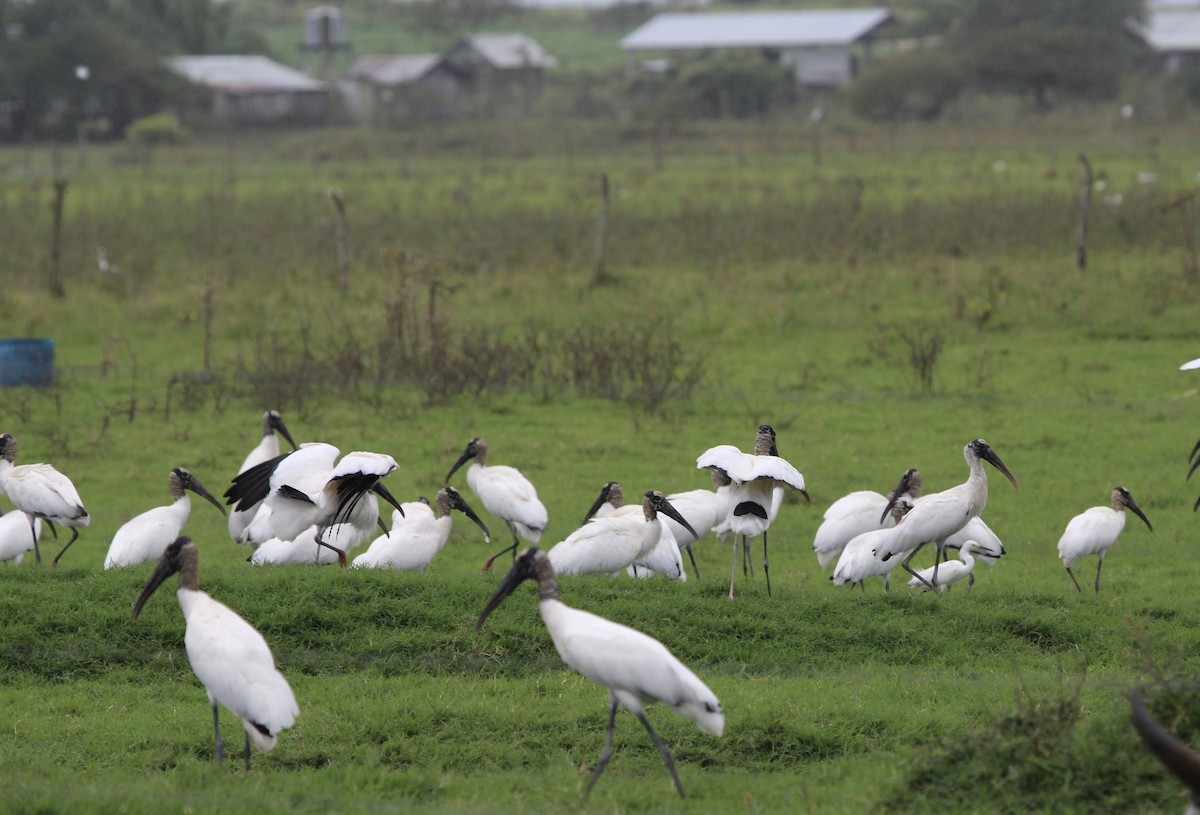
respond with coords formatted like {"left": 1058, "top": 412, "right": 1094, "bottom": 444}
{"left": 2, "top": 118, "right": 1200, "bottom": 813}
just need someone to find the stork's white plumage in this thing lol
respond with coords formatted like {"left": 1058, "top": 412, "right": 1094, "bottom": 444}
{"left": 1057, "top": 486, "right": 1152, "bottom": 593}
{"left": 225, "top": 442, "right": 403, "bottom": 566}
{"left": 104, "top": 468, "right": 227, "bottom": 569}
{"left": 697, "top": 424, "right": 808, "bottom": 599}
{"left": 873, "top": 439, "right": 1017, "bottom": 590}
{"left": 228, "top": 411, "right": 297, "bottom": 545}
{"left": 830, "top": 498, "right": 914, "bottom": 592}
{"left": 0, "top": 433, "right": 89, "bottom": 565}
{"left": 446, "top": 437, "right": 546, "bottom": 569}
{"left": 0, "top": 512, "right": 40, "bottom": 564}
{"left": 659, "top": 468, "right": 734, "bottom": 579}
{"left": 133, "top": 536, "right": 298, "bottom": 769}
{"left": 249, "top": 523, "right": 365, "bottom": 565}
{"left": 907, "top": 540, "right": 985, "bottom": 592}
{"left": 580, "top": 482, "right": 688, "bottom": 581}
{"left": 351, "top": 487, "right": 491, "bottom": 571}
{"left": 477, "top": 547, "right": 723, "bottom": 798}
{"left": 813, "top": 468, "right": 922, "bottom": 570}
{"left": 944, "top": 516, "right": 1006, "bottom": 565}
{"left": 548, "top": 488, "right": 696, "bottom": 577}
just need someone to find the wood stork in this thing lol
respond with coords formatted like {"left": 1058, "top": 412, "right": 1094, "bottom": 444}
{"left": 0, "top": 512, "right": 40, "bottom": 564}
{"left": 225, "top": 442, "right": 403, "bottom": 566}
{"left": 874, "top": 439, "right": 1017, "bottom": 591}
{"left": 104, "top": 468, "right": 227, "bottom": 569}
{"left": 249, "top": 522, "right": 365, "bottom": 566}
{"left": 132, "top": 536, "right": 299, "bottom": 769}
{"left": 0, "top": 433, "right": 89, "bottom": 565}
{"left": 351, "top": 487, "right": 491, "bottom": 571}
{"left": 906, "top": 540, "right": 985, "bottom": 592}
{"left": 228, "top": 411, "right": 297, "bottom": 544}
{"left": 830, "top": 497, "right": 914, "bottom": 592}
{"left": 548, "top": 489, "right": 696, "bottom": 578}
{"left": 659, "top": 468, "right": 734, "bottom": 579}
{"left": 1131, "top": 690, "right": 1200, "bottom": 814}
{"left": 476, "top": 547, "right": 724, "bottom": 798}
{"left": 1056, "top": 486, "right": 1152, "bottom": 594}
{"left": 445, "top": 437, "right": 547, "bottom": 570}
{"left": 696, "top": 424, "right": 809, "bottom": 599}
{"left": 580, "top": 482, "right": 688, "bottom": 581}
{"left": 813, "top": 468, "right": 922, "bottom": 570}
{"left": 944, "top": 516, "right": 1006, "bottom": 565}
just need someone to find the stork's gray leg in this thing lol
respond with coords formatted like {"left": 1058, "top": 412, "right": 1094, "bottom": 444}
{"left": 1094, "top": 554, "right": 1105, "bottom": 594}
{"left": 51, "top": 527, "right": 79, "bottom": 567}
{"left": 762, "top": 531, "right": 771, "bottom": 598}
{"left": 728, "top": 537, "right": 739, "bottom": 600}
{"left": 26, "top": 513, "right": 41, "bottom": 563}
{"left": 901, "top": 542, "right": 934, "bottom": 590}
{"left": 634, "top": 710, "right": 685, "bottom": 799}
{"left": 212, "top": 702, "right": 224, "bottom": 763}
{"left": 243, "top": 730, "right": 252, "bottom": 771}
{"left": 683, "top": 543, "right": 700, "bottom": 580}
{"left": 1065, "top": 565, "right": 1083, "bottom": 593}
{"left": 585, "top": 696, "right": 620, "bottom": 797}
{"left": 931, "top": 542, "right": 945, "bottom": 588}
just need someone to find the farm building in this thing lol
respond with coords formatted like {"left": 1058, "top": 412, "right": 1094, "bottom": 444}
{"left": 439, "top": 33, "right": 559, "bottom": 116}
{"left": 1132, "top": 4, "right": 1200, "bottom": 72}
{"left": 167, "top": 55, "right": 328, "bottom": 126}
{"left": 620, "top": 7, "right": 896, "bottom": 88}
{"left": 340, "top": 54, "right": 464, "bottom": 124}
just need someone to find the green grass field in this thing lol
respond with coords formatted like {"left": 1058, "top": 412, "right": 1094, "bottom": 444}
{"left": 2, "top": 117, "right": 1200, "bottom": 813}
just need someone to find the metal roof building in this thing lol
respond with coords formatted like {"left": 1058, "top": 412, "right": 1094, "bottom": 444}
{"left": 620, "top": 8, "right": 893, "bottom": 52}
{"left": 1132, "top": 8, "right": 1200, "bottom": 70}
{"left": 450, "top": 33, "right": 560, "bottom": 70}
{"left": 620, "top": 8, "right": 894, "bottom": 88}
{"left": 167, "top": 55, "right": 328, "bottom": 125}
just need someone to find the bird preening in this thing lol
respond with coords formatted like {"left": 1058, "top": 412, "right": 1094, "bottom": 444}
{"left": 0, "top": 432, "right": 90, "bottom": 566}
{"left": 476, "top": 547, "right": 724, "bottom": 798}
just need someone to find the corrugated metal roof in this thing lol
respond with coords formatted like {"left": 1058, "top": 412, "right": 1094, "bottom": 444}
{"left": 460, "top": 33, "right": 559, "bottom": 69}
{"left": 1135, "top": 9, "right": 1200, "bottom": 51}
{"left": 348, "top": 54, "right": 442, "bottom": 86}
{"left": 621, "top": 8, "right": 893, "bottom": 51}
{"left": 167, "top": 55, "right": 325, "bottom": 93}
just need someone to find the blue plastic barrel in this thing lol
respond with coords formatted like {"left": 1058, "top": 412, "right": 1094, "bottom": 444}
{"left": 0, "top": 338, "right": 55, "bottom": 387}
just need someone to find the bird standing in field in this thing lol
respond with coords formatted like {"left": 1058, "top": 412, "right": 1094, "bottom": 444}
{"left": 660, "top": 468, "right": 734, "bottom": 579}
{"left": 476, "top": 547, "right": 724, "bottom": 798}
{"left": 104, "top": 468, "right": 227, "bottom": 569}
{"left": 1057, "top": 486, "right": 1152, "bottom": 594}
{"left": 0, "top": 433, "right": 89, "bottom": 565}
{"left": 549, "top": 488, "right": 696, "bottom": 579}
{"left": 697, "top": 424, "right": 809, "bottom": 599}
{"left": 874, "top": 439, "right": 1017, "bottom": 590}
{"left": 575, "top": 481, "right": 690, "bottom": 581}
{"left": 445, "top": 437, "right": 547, "bottom": 569}
{"left": 0, "top": 511, "right": 40, "bottom": 564}
{"left": 132, "top": 536, "right": 299, "bottom": 769}
{"left": 906, "top": 540, "right": 987, "bottom": 592}
{"left": 813, "top": 468, "right": 922, "bottom": 571}
{"left": 830, "top": 497, "right": 914, "bottom": 592}
{"left": 228, "top": 411, "right": 297, "bottom": 544}
{"left": 1131, "top": 690, "right": 1200, "bottom": 814}
{"left": 351, "top": 486, "right": 491, "bottom": 571}
{"left": 225, "top": 442, "right": 404, "bottom": 566}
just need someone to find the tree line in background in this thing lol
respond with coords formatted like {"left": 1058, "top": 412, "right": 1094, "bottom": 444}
{"left": 0, "top": 0, "right": 1184, "bottom": 141}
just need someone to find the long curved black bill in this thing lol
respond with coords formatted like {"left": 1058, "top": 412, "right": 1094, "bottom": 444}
{"left": 1131, "top": 690, "right": 1200, "bottom": 805}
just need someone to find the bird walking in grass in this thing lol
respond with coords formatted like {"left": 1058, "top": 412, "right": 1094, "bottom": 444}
{"left": 813, "top": 468, "right": 922, "bottom": 571}
{"left": 104, "top": 468, "right": 227, "bottom": 569}
{"left": 907, "top": 540, "right": 987, "bottom": 592}
{"left": 874, "top": 439, "right": 1017, "bottom": 591}
{"left": 477, "top": 547, "right": 724, "bottom": 798}
{"left": 132, "top": 536, "right": 298, "bottom": 769}
{"left": 446, "top": 437, "right": 547, "bottom": 570}
{"left": 831, "top": 497, "right": 914, "bottom": 592}
{"left": 0, "top": 433, "right": 89, "bottom": 565}
{"left": 1057, "top": 486, "right": 1152, "bottom": 594}
{"left": 352, "top": 486, "right": 491, "bottom": 571}
{"left": 697, "top": 424, "right": 809, "bottom": 599}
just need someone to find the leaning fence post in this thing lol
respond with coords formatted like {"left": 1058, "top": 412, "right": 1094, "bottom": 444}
{"left": 50, "top": 178, "right": 68, "bottom": 298}
{"left": 1076, "top": 153, "right": 1093, "bottom": 270}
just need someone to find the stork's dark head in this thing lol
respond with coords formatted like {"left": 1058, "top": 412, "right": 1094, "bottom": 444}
{"left": 756, "top": 425, "right": 779, "bottom": 456}
{"left": 968, "top": 439, "right": 1018, "bottom": 489}
{"left": 440, "top": 485, "right": 491, "bottom": 543}
{"left": 0, "top": 433, "right": 15, "bottom": 463}
{"left": 584, "top": 481, "right": 622, "bottom": 523}
{"left": 171, "top": 467, "right": 228, "bottom": 517}
{"left": 266, "top": 410, "right": 298, "bottom": 451}
{"left": 132, "top": 536, "right": 196, "bottom": 620}
{"left": 645, "top": 490, "right": 700, "bottom": 541}
{"left": 1114, "top": 486, "right": 1153, "bottom": 532}
{"left": 880, "top": 467, "right": 923, "bottom": 525}
{"left": 446, "top": 437, "right": 486, "bottom": 484}
{"left": 476, "top": 547, "right": 551, "bottom": 631}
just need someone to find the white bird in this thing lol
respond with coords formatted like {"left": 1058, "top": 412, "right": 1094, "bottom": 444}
{"left": 873, "top": 439, "right": 1017, "bottom": 590}
{"left": 580, "top": 481, "right": 687, "bottom": 581}
{"left": 943, "top": 516, "right": 1006, "bottom": 565}
{"left": 104, "top": 468, "right": 227, "bottom": 569}
{"left": 548, "top": 489, "right": 696, "bottom": 577}
{"left": 0, "top": 432, "right": 89, "bottom": 565}
{"left": 660, "top": 468, "right": 734, "bottom": 579}
{"left": 1130, "top": 690, "right": 1200, "bottom": 814}
{"left": 225, "top": 442, "right": 403, "bottom": 566}
{"left": 249, "top": 522, "right": 366, "bottom": 565}
{"left": 476, "top": 547, "right": 724, "bottom": 798}
{"left": 0, "top": 512, "right": 40, "bottom": 564}
{"left": 907, "top": 540, "right": 986, "bottom": 592}
{"left": 228, "top": 411, "right": 297, "bottom": 545}
{"left": 813, "top": 468, "right": 922, "bottom": 570}
{"left": 132, "top": 536, "right": 299, "bottom": 769}
{"left": 1056, "top": 486, "right": 1152, "bottom": 594}
{"left": 351, "top": 486, "right": 491, "bottom": 571}
{"left": 696, "top": 424, "right": 809, "bottom": 599}
{"left": 445, "top": 437, "right": 547, "bottom": 569}
{"left": 830, "top": 497, "right": 914, "bottom": 592}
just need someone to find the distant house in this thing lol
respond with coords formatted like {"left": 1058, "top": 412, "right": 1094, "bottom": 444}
{"left": 440, "top": 33, "right": 559, "bottom": 116}
{"left": 167, "top": 55, "right": 328, "bottom": 126}
{"left": 620, "top": 7, "right": 896, "bottom": 88}
{"left": 1132, "top": 5, "right": 1200, "bottom": 72}
{"left": 340, "top": 54, "right": 463, "bottom": 124}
